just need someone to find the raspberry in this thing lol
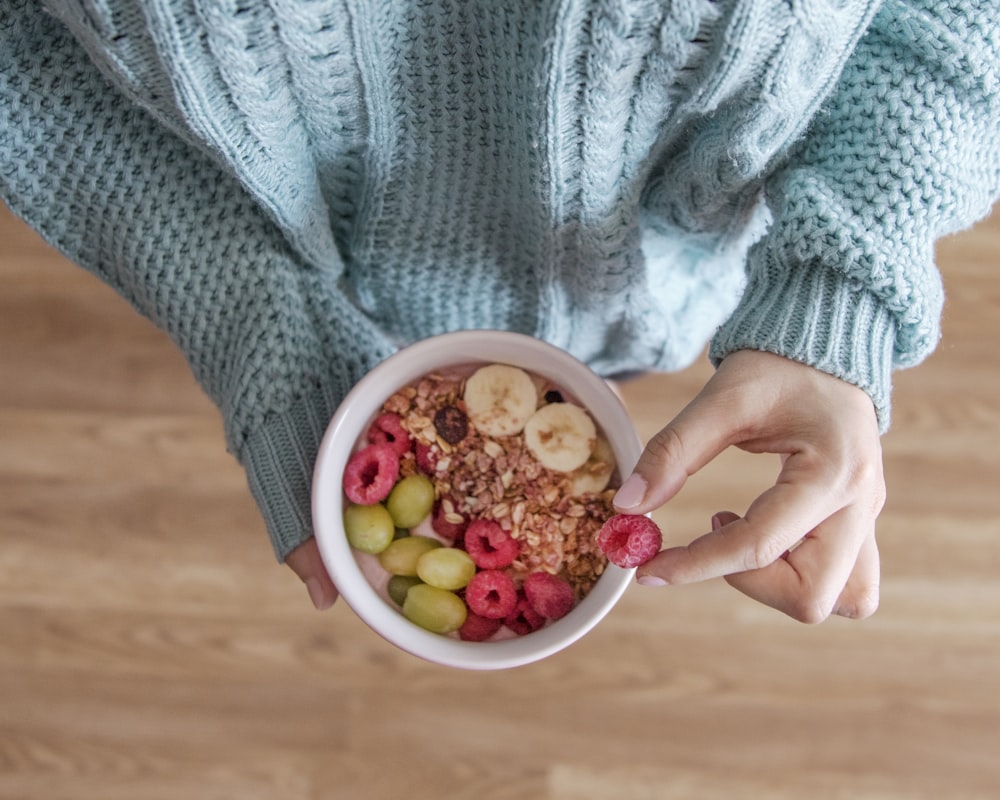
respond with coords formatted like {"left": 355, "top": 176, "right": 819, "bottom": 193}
{"left": 367, "top": 413, "right": 412, "bottom": 456}
{"left": 464, "top": 570, "right": 518, "bottom": 619}
{"left": 433, "top": 405, "right": 469, "bottom": 445}
{"left": 464, "top": 519, "right": 520, "bottom": 569}
{"left": 343, "top": 443, "right": 400, "bottom": 505}
{"left": 415, "top": 441, "right": 438, "bottom": 475}
{"left": 430, "top": 497, "right": 468, "bottom": 543}
{"left": 523, "top": 571, "right": 575, "bottom": 620}
{"left": 597, "top": 513, "right": 663, "bottom": 568}
{"left": 458, "top": 611, "right": 503, "bottom": 642}
{"left": 504, "top": 593, "right": 546, "bottom": 636}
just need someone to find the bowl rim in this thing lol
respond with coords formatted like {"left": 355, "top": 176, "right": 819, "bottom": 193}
{"left": 311, "top": 329, "right": 642, "bottom": 670}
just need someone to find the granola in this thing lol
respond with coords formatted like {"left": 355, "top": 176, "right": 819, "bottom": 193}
{"left": 384, "top": 370, "right": 614, "bottom": 598}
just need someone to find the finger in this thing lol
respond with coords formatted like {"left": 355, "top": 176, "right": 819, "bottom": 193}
{"left": 285, "top": 538, "right": 339, "bottom": 610}
{"left": 833, "top": 533, "right": 880, "bottom": 619}
{"left": 636, "top": 462, "right": 845, "bottom": 586}
{"left": 711, "top": 510, "right": 741, "bottom": 531}
{"left": 636, "top": 511, "right": 740, "bottom": 588}
{"left": 614, "top": 388, "right": 746, "bottom": 515}
{"left": 724, "top": 504, "right": 872, "bottom": 623}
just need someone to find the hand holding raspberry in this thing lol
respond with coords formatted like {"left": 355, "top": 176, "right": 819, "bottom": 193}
{"left": 613, "top": 350, "right": 885, "bottom": 624}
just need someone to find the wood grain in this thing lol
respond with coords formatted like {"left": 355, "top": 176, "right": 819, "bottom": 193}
{"left": 1, "top": 199, "right": 998, "bottom": 800}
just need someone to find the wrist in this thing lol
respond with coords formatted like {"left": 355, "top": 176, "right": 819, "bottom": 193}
{"left": 710, "top": 259, "right": 895, "bottom": 433}
{"left": 239, "top": 380, "right": 340, "bottom": 561}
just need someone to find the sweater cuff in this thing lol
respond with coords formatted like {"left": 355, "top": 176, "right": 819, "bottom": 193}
{"left": 708, "top": 257, "right": 896, "bottom": 433}
{"left": 240, "top": 381, "right": 340, "bottom": 562}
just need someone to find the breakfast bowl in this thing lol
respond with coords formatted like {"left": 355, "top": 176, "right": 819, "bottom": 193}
{"left": 311, "top": 330, "right": 642, "bottom": 670}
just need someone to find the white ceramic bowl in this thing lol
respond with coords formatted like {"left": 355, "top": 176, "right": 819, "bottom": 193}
{"left": 311, "top": 330, "right": 641, "bottom": 670}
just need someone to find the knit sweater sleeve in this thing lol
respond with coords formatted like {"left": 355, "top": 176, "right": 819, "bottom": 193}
{"left": 0, "top": 2, "right": 396, "bottom": 560}
{"left": 709, "top": 0, "right": 1000, "bottom": 431}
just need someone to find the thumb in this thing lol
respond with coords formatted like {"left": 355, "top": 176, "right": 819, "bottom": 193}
{"left": 284, "top": 537, "right": 339, "bottom": 610}
{"left": 613, "top": 389, "right": 736, "bottom": 515}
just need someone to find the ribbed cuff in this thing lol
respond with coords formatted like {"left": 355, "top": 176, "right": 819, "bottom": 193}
{"left": 709, "top": 256, "right": 896, "bottom": 433}
{"left": 240, "top": 381, "right": 340, "bottom": 562}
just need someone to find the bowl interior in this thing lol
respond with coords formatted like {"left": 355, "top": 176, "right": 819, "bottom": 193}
{"left": 311, "top": 330, "right": 642, "bottom": 670}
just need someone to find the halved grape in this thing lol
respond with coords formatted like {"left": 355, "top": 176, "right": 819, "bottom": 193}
{"left": 387, "top": 574, "right": 423, "bottom": 606}
{"left": 377, "top": 535, "right": 442, "bottom": 575}
{"left": 416, "top": 547, "right": 476, "bottom": 591}
{"left": 343, "top": 502, "right": 395, "bottom": 554}
{"left": 386, "top": 474, "right": 435, "bottom": 529}
{"left": 403, "top": 584, "right": 467, "bottom": 634}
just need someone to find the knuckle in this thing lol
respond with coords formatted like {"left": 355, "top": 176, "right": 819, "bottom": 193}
{"left": 841, "top": 455, "right": 876, "bottom": 494}
{"left": 870, "top": 478, "right": 887, "bottom": 516}
{"left": 840, "top": 451, "right": 886, "bottom": 512}
{"left": 855, "top": 586, "right": 881, "bottom": 619}
{"left": 787, "top": 592, "right": 835, "bottom": 625}
{"left": 824, "top": 453, "right": 886, "bottom": 521}
{"left": 647, "top": 425, "right": 685, "bottom": 466}
{"left": 745, "top": 535, "right": 786, "bottom": 572}
{"left": 838, "top": 586, "right": 881, "bottom": 620}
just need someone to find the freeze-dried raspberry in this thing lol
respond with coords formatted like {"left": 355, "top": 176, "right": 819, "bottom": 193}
{"left": 433, "top": 405, "right": 468, "bottom": 445}
{"left": 597, "top": 514, "right": 662, "bottom": 568}
{"left": 464, "top": 519, "right": 520, "bottom": 570}
{"left": 430, "top": 497, "right": 468, "bottom": 543}
{"left": 415, "top": 441, "right": 437, "bottom": 475}
{"left": 523, "top": 571, "right": 575, "bottom": 620}
{"left": 343, "top": 443, "right": 400, "bottom": 505}
{"left": 464, "top": 570, "right": 518, "bottom": 619}
{"left": 504, "top": 593, "right": 546, "bottom": 636}
{"left": 367, "top": 413, "right": 412, "bottom": 456}
{"left": 458, "top": 611, "right": 503, "bottom": 642}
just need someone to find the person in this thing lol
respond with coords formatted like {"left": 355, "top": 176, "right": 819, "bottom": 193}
{"left": 2, "top": 0, "right": 998, "bottom": 624}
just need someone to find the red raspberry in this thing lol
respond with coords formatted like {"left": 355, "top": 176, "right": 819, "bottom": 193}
{"left": 464, "top": 519, "right": 519, "bottom": 570}
{"left": 597, "top": 514, "right": 663, "bottom": 568}
{"left": 504, "top": 593, "right": 546, "bottom": 636}
{"left": 430, "top": 497, "right": 468, "bottom": 543}
{"left": 523, "top": 571, "right": 576, "bottom": 620}
{"left": 415, "top": 441, "right": 438, "bottom": 475}
{"left": 342, "top": 443, "right": 400, "bottom": 505}
{"left": 458, "top": 612, "right": 503, "bottom": 642}
{"left": 464, "top": 570, "right": 518, "bottom": 619}
{"left": 367, "top": 413, "right": 412, "bottom": 456}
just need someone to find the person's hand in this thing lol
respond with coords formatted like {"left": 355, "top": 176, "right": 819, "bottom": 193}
{"left": 285, "top": 538, "right": 339, "bottom": 610}
{"left": 613, "top": 350, "right": 885, "bottom": 622}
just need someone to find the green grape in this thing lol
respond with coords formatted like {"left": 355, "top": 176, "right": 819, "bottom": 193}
{"left": 386, "top": 474, "right": 435, "bottom": 529}
{"left": 386, "top": 574, "right": 422, "bottom": 606}
{"left": 403, "top": 584, "right": 467, "bottom": 634}
{"left": 377, "top": 535, "right": 442, "bottom": 575}
{"left": 343, "top": 502, "right": 395, "bottom": 554}
{"left": 416, "top": 547, "right": 476, "bottom": 591}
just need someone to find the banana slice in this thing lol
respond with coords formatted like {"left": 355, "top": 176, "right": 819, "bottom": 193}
{"left": 568, "top": 435, "right": 616, "bottom": 495}
{"left": 463, "top": 364, "right": 538, "bottom": 438}
{"left": 524, "top": 402, "right": 596, "bottom": 472}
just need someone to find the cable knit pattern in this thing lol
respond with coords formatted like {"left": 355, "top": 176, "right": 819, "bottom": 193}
{"left": 710, "top": 0, "right": 1000, "bottom": 422}
{"left": 3, "top": 0, "right": 999, "bottom": 560}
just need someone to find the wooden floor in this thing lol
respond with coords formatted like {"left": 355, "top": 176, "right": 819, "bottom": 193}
{"left": 1, "top": 198, "right": 998, "bottom": 800}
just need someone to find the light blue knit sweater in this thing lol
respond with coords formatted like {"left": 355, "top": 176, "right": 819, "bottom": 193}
{"left": 2, "top": 0, "right": 998, "bottom": 560}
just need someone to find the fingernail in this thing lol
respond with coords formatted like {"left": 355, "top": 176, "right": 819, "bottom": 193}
{"left": 306, "top": 577, "right": 333, "bottom": 610}
{"left": 614, "top": 473, "right": 647, "bottom": 510}
{"left": 637, "top": 575, "right": 667, "bottom": 587}
{"left": 711, "top": 514, "right": 722, "bottom": 532}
